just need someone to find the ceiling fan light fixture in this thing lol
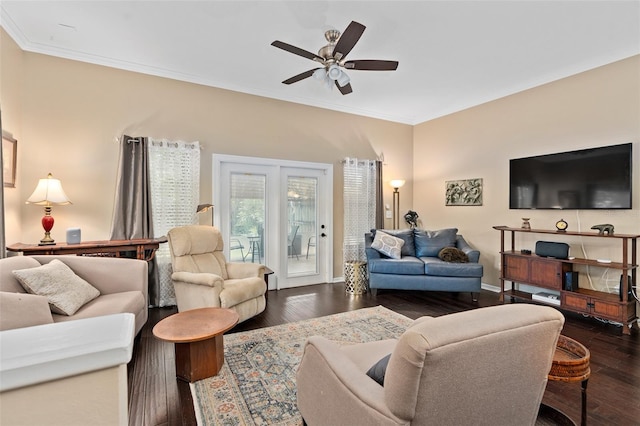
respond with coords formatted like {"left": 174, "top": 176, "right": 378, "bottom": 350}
{"left": 337, "top": 71, "right": 350, "bottom": 87}
{"left": 327, "top": 64, "right": 341, "bottom": 80}
{"left": 313, "top": 68, "right": 326, "bottom": 80}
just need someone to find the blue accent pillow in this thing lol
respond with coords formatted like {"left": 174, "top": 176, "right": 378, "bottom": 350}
{"left": 414, "top": 228, "right": 458, "bottom": 257}
{"left": 366, "top": 353, "right": 391, "bottom": 386}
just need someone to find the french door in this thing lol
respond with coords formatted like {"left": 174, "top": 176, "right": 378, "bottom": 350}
{"left": 213, "top": 154, "right": 333, "bottom": 289}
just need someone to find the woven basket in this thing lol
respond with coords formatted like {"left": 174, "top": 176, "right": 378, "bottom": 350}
{"left": 548, "top": 335, "right": 591, "bottom": 382}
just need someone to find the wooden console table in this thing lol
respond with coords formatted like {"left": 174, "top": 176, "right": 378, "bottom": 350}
{"left": 7, "top": 237, "right": 167, "bottom": 261}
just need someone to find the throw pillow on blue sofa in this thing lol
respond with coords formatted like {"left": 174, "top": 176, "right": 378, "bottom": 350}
{"left": 414, "top": 228, "right": 458, "bottom": 257}
{"left": 371, "top": 228, "right": 416, "bottom": 257}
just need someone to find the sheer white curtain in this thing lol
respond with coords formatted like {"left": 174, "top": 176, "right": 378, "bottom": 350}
{"left": 148, "top": 138, "right": 200, "bottom": 307}
{"left": 343, "top": 158, "right": 377, "bottom": 263}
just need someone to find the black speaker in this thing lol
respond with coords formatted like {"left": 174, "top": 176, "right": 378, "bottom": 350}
{"left": 535, "top": 241, "right": 570, "bottom": 259}
{"left": 620, "top": 275, "right": 632, "bottom": 301}
{"left": 564, "top": 271, "right": 578, "bottom": 291}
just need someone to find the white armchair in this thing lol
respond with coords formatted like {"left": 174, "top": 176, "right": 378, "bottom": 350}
{"left": 167, "top": 225, "right": 267, "bottom": 323}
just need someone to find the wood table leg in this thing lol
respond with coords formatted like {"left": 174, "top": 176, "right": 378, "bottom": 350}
{"left": 581, "top": 378, "right": 588, "bottom": 426}
{"left": 174, "top": 334, "right": 225, "bottom": 382}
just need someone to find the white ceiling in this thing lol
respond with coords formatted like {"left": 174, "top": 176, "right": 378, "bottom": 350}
{"left": 2, "top": 1, "right": 639, "bottom": 125}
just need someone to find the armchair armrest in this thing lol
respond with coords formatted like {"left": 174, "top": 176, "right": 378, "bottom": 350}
{"left": 171, "top": 271, "right": 223, "bottom": 288}
{"left": 456, "top": 235, "right": 480, "bottom": 263}
{"left": 226, "top": 262, "right": 265, "bottom": 279}
{"left": 297, "top": 336, "right": 402, "bottom": 425}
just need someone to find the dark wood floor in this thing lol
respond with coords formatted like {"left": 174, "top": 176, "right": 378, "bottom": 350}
{"left": 128, "top": 284, "right": 640, "bottom": 426}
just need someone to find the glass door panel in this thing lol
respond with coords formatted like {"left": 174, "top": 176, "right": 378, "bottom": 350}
{"left": 287, "top": 176, "right": 318, "bottom": 277}
{"left": 229, "top": 173, "right": 265, "bottom": 264}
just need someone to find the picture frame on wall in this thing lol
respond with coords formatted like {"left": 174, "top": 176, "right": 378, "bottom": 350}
{"left": 2, "top": 133, "right": 17, "bottom": 188}
{"left": 445, "top": 178, "right": 483, "bottom": 206}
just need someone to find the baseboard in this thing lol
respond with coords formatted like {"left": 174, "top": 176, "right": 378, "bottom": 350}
{"left": 481, "top": 283, "right": 501, "bottom": 293}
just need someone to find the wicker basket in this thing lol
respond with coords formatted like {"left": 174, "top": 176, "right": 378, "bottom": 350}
{"left": 548, "top": 335, "right": 591, "bottom": 382}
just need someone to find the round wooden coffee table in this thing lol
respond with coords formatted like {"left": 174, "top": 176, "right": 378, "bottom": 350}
{"left": 153, "top": 307, "right": 239, "bottom": 382}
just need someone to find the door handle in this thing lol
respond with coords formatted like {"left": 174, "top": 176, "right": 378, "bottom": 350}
{"left": 321, "top": 233, "right": 327, "bottom": 237}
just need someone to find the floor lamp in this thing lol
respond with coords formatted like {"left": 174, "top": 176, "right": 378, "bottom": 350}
{"left": 390, "top": 179, "right": 405, "bottom": 229}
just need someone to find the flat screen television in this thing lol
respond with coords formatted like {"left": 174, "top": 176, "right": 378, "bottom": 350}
{"left": 509, "top": 143, "right": 632, "bottom": 210}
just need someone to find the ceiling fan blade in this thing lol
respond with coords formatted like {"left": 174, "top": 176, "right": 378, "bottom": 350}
{"left": 332, "top": 21, "right": 365, "bottom": 60}
{"left": 282, "top": 68, "right": 321, "bottom": 85}
{"left": 335, "top": 81, "right": 353, "bottom": 95}
{"left": 343, "top": 60, "right": 399, "bottom": 71}
{"left": 271, "top": 40, "right": 324, "bottom": 62}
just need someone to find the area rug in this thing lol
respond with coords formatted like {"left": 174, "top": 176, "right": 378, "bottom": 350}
{"left": 190, "top": 306, "right": 414, "bottom": 426}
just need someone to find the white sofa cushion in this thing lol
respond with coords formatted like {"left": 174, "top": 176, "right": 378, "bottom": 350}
{"left": 371, "top": 231, "right": 405, "bottom": 259}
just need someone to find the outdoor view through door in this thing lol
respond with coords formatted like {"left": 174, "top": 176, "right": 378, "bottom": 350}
{"left": 287, "top": 176, "right": 318, "bottom": 277}
{"left": 229, "top": 173, "right": 265, "bottom": 264}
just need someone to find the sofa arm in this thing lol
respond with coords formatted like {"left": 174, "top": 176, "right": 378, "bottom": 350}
{"left": 171, "top": 271, "right": 224, "bottom": 288}
{"left": 226, "top": 262, "right": 265, "bottom": 279}
{"left": 365, "top": 247, "right": 382, "bottom": 260}
{"left": 456, "top": 235, "right": 480, "bottom": 263}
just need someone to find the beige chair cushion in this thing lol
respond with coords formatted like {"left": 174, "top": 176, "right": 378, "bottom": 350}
{"left": 12, "top": 259, "right": 100, "bottom": 316}
{"left": 0, "top": 292, "right": 54, "bottom": 330}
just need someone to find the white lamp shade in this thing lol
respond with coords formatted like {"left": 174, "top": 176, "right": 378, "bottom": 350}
{"left": 327, "top": 65, "right": 341, "bottom": 80}
{"left": 26, "top": 174, "right": 72, "bottom": 206}
{"left": 390, "top": 179, "right": 406, "bottom": 189}
{"left": 313, "top": 68, "right": 326, "bottom": 80}
{"left": 336, "top": 71, "right": 350, "bottom": 87}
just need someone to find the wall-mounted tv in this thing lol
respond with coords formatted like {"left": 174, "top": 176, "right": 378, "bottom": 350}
{"left": 510, "top": 143, "right": 632, "bottom": 210}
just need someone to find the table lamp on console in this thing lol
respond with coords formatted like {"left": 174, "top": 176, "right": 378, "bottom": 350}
{"left": 26, "top": 173, "right": 72, "bottom": 245}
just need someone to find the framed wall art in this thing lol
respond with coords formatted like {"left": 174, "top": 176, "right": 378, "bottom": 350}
{"left": 445, "top": 178, "right": 483, "bottom": 206}
{"left": 3, "top": 133, "right": 17, "bottom": 188}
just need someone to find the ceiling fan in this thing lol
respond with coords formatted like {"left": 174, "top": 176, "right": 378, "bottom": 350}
{"left": 271, "top": 21, "right": 399, "bottom": 95}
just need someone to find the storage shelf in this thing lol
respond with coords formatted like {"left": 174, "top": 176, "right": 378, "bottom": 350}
{"left": 495, "top": 226, "right": 638, "bottom": 335}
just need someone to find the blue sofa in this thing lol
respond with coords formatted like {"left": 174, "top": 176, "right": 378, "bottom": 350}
{"left": 364, "top": 228, "right": 483, "bottom": 301}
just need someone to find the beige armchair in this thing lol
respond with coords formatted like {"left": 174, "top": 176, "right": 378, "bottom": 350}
{"left": 167, "top": 225, "right": 266, "bottom": 323}
{"left": 297, "top": 304, "right": 564, "bottom": 426}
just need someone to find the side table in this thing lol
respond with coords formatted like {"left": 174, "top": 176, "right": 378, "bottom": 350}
{"left": 548, "top": 335, "right": 591, "bottom": 426}
{"left": 152, "top": 307, "right": 239, "bottom": 382}
{"left": 344, "top": 261, "right": 368, "bottom": 295}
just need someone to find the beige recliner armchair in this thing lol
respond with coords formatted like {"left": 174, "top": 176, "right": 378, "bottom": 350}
{"left": 297, "top": 304, "right": 564, "bottom": 426}
{"left": 167, "top": 225, "right": 267, "bottom": 323}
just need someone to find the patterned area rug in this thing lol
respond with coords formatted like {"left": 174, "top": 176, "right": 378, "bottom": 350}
{"left": 190, "top": 306, "right": 414, "bottom": 426}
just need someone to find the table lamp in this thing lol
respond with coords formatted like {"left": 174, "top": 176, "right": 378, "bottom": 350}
{"left": 26, "top": 173, "right": 72, "bottom": 245}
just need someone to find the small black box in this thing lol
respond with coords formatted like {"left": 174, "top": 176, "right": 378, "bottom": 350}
{"left": 535, "top": 241, "right": 570, "bottom": 259}
{"left": 564, "top": 271, "right": 578, "bottom": 291}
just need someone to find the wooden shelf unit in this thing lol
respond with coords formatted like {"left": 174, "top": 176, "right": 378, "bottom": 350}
{"left": 494, "top": 226, "right": 639, "bottom": 334}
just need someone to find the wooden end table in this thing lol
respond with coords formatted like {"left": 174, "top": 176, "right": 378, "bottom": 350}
{"left": 152, "top": 307, "right": 239, "bottom": 382}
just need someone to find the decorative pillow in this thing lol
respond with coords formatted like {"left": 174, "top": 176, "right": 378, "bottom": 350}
{"left": 371, "top": 229, "right": 415, "bottom": 257}
{"left": 438, "top": 247, "right": 469, "bottom": 263}
{"left": 12, "top": 259, "right": 100, "bottom": 316}
{"left": 414, "top": 228, "right": 458, "bottom": 257}
{"left": 366, "top": 354, "right": 391, "bottom": 386}
{"left": 371, "top": 231, "right": 405, "bottom": 259}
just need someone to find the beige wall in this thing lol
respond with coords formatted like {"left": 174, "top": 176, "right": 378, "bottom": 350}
{"left": 0, "top": 29, "right": 413, "bottom": 278}
{"left": 413, "top": 55, "right": 640, "bottom": 293}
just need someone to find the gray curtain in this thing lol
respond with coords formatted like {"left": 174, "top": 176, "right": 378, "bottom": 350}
{"left": 375, "top": 160, "right": 384, "bottom": 229}
{"left": 110, "top": 135, "right": 160, "bottom": 306}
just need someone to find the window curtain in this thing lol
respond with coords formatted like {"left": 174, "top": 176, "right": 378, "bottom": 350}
{"left": 148, "top": 138, "right": 200, "bottom": 307}
{"left": 110, "top": 135, "right": 160, "bottom": 304}
{"left": 343, "top": 158, "right": 378, "bottom": 263}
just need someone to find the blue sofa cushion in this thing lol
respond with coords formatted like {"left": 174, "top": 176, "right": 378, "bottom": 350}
{"left": 368, "top": 257, "right": 425, "bottom": 275}
{"left": 371, "top": 229, "right": 415, "bottom": 257}
{"left": 422, "top": 257, "right": 483, "bottom": 278}
{"left": 414, "top": 228, "right": 458, "bottom": 257}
